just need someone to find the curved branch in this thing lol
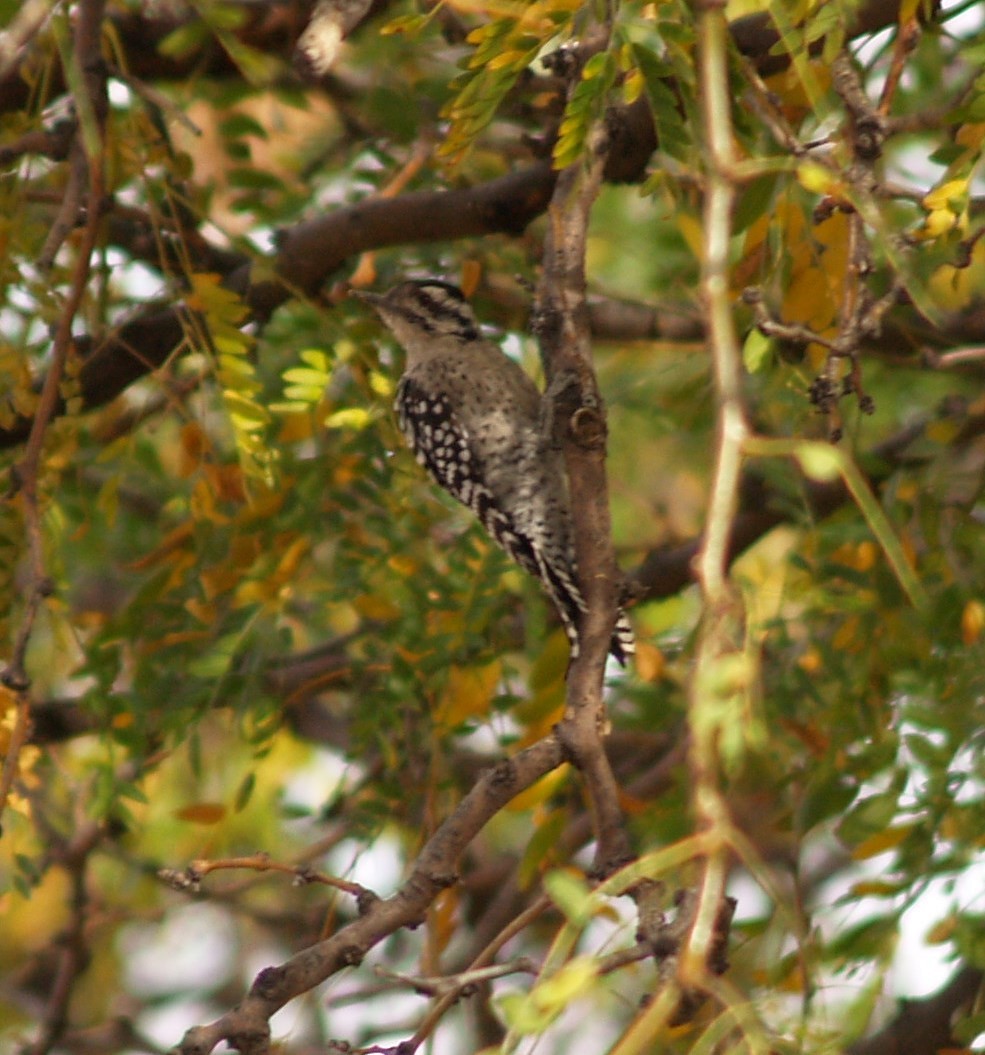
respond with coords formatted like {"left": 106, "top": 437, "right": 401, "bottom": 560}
{"left": 847, "top": 966, "right": 983, "bottom": 1055}
{"left": 177, "top": 734, "right": 565, "bottom": 1055}
{"left": 0, "top": 163, "right": 557, "bottom": 450}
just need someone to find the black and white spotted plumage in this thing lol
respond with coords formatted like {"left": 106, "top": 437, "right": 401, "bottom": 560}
{"left": 359, "top": 279, "right": 634, "bottom": 665}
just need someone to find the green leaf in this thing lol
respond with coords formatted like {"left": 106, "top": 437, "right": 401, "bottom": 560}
{"left": 629, "top": 43, "right": 692, "bottom": 162}
{"left": 953, "top": 1010, "right": 985, "bottom": 1045}
{"left": 216, "top": 31, "right": 283, "bottom": 86}
{"left": 838, "top": 781, "right": 905, "bottom": 846}
{"left": 953, "top": 913, "right": 985, "bottom": 967}
{"left": 234, "top": 771, "right": 256, "bottom": 812}
{"left": 532, "top": 957, "right": 599, "bottom": 1014}
{"left": 796, "top": 441, "right": 842, "bottom": 482}
{"left": 544, "top": 869, "right": 593, "bottom": 925}
{"left": 157, "top": 20, "right": 210, "bottom": 60}
{"left": 224, "top": 390, "right": 271, "bottom": 429}
{"left": 742, "top": 329, "right": 773, "bottom": 373}
{"left": 552, "top": 50, "right": 616, "bottom": 169}
{"left": 220, "top": 113, "right": 269, "bottom": 140}
{"left": 324, "top": 407, "right": 371, "bottom": 430}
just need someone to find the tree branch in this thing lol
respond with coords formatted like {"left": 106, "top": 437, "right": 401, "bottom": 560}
{"left": 0, "top": 2, "right": 930, "bottom": 454}
{"left": 847, "top": 966, "right": 983, "bottom": 1055}
{"left": 533, "top": 20, "right": 634, "bottom": 881}
{"left": 676, "top": 0, "right": 745, "bottom": 999}
{"left": 177, "top": 735, "right": 565, "bottom": 1055}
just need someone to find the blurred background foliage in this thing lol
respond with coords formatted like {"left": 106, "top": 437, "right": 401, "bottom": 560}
{"left": 0, "top": 0, "right": 983, "bottom": 1053}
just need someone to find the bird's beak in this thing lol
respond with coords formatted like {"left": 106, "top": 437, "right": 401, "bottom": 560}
{"left": 351, "top": 289, "right": 384, "bottom": 308}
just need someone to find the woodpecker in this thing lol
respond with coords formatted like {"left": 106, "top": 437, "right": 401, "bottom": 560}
{"left": 358, "top": 279, "right": 634, "bottom": 665}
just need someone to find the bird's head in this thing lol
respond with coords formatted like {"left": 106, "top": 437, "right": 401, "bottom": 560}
{"left": 355, "top": 280, "right": 481, "bottom": 346}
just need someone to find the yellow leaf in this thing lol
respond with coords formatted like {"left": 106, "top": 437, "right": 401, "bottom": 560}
{"left": 634, "top": 641, "right": 664, "bottom": 682}
{"left": 797, "top": 648, "right": 822, "bottom": 674}
{"left": 921, "top": 209, "right": 960, "bottom": 239}
{"left": 529, "top": 629, "right": 571, "bottom": 690}
{"left": 368, "top": 370, "right": 394, "bottom": 398}
{"left": 533, "top": 957, "right": 598, "bottom": 1012}
{"left": 832, "top": 614, "right": 860, "bottom": 651}
{"left": 460, "top": 260, "right": 483, "bottom": 297}
{"left": 796, "top": 442, "right": 842, "bottom": 482}
{"left": 353, "top": 594, "right": 402, "bottom": 621}
{"left": 622, "top": 67, "right": 644, "bottom": 105}
{"left": 774, "top": 961, "right": 808, "bottom": 993}
{"left": 925, "top": 420, "right": 960, "bottom": 445}
{"left": 677, "top": 213, "right": 704, "bottom": 261}
{"left": 961, "top": 600, "right": 985, "bottom": 645}
{"left": 855, "top": 541, "right": 877, "bottom": 571}
{"left": 922, "top": 178, "right": 969, "bottom": 213}
{"left": 435, "top": 660, "right": 501, "bottom": 730}
{"left": 781, "top": 209, "right": 849, "bottom": 333}
{"left": 175, "top": 803, "right": 228, "bottom": 825}
{"left": 224, "top": 390, "right": 270, "bottom": 429}
{"left": 925, "top": 916, "right": 957, "bottom": 944}
{"left": 324, "top": 407, "right": 371, "bottom": 430}
{"left": 128, "top": 522, "right": 195, "bottom": 570}
{"left": 277, "top": 410, "right": 316, "bottom": 442}
{"left": 0, "top": 682, "right": 17, "bottom": 717}
{"left": 387, "top": 554, "right": 418, "bottom": 576}
{"left": 486, "top": 48, "right": 527, "bottom": 71}
{"left": 429, "top": 887, "right": 459, "bottom": 956}
{"left": 179, "top": 422, "right": 209, "bottom": 477}
{"left": 832, "top": 540, "right": 877, "bottom": 572}
{"left": 187, "top": 272, "right": 248, "bottom": 325}
{"left": 275, "top": 536, "right": 309, "bottom": 580}
{"left": 185, "top": 598, "right": 217, "bottom": 625}
{"left": 850, "top": 823, "right": 914, "bottom": 860}
{"left": 797, "top": 161, "right": 838, "bottom": 196}
{"left": 235, "top": 579, "right": 278, "bottom": 606}
{"left": 849, "top": 880, "right": 900, "bottom": 897}
{"left": 507, "top": 767, "right": 569, "bottom": 812}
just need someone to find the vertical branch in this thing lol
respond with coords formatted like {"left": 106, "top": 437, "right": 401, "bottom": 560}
{"left": 534, "top": 21, "right": 631, "bottom": 878}
{"left": 682, "top": 0, "right": 747, "bottom": 985}
{"left": 0, "top": 0, "right": 108, "bottom": 823}
{"left": 24, "top": 822, "right": 101, "bottom": 1055}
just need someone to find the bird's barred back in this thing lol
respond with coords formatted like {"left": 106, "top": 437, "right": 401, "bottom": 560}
{"left": 396, "top": 377, "right": 486, "bottom": 512}
{"left": 395, "top": 373, "right": 634, "bottom": 665}
{"left": 396, "top": 376, "right": 541, "bottom": 579}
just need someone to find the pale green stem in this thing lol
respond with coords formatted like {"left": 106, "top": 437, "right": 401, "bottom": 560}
{"left": 685, "top": 0, "right": 749, "bottom": 993}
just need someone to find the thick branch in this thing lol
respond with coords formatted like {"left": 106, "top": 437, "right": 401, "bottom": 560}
{"left": 0, "top": 0, "right": 916, "bottom": 118}
{"left": 0, "top": 163, "right": 557, "bottom": 450}
{"left": 847, "top": 966, "right": 983, "bottom": 1055}
{"left": 0, "top": 2, "right": 928, "bottom": 453}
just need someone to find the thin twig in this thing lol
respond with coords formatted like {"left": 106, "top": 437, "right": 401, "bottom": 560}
{"left": 158, "top": 853, "right": 370, "bottom": 898}
{"left": 375, "top": 956, "right": 539, "bottom": 998}
{"left": 401, "top": 895, "right": 553, "bottom": 1053}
